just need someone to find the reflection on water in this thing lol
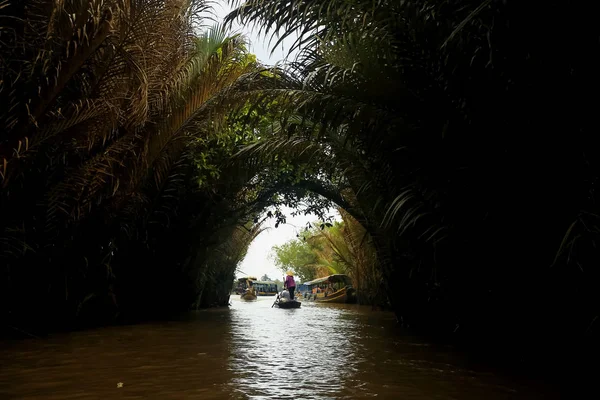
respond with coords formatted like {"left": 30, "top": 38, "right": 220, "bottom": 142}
{"left": 1, "top": 296, "right": 557, "bottom": 399}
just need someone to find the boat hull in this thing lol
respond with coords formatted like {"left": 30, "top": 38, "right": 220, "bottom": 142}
{"left": 306, "top": 287, "right": 356, "bottom": 304}
{"left": 275, "top": 300, "right": 301, "bottom": 309}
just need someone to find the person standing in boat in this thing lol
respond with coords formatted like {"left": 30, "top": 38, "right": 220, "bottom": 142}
{"left": 284, "top": 271, "right": 296, "bottom": 299}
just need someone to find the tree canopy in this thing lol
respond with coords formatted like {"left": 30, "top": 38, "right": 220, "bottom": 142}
{"left": 271, "top": 233, "right": 318, "bottom": 283}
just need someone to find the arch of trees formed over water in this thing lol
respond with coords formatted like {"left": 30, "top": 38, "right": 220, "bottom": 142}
{"left": 1, "top": 0, "right": 600, "bottom": 369}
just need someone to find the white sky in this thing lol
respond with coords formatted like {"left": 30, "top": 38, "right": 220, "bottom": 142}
{"left": 209, "top": 2, "right": 337, "bottom": 282}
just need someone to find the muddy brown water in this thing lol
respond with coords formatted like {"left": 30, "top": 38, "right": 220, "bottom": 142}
{"left": 0, "top": 296, "right": 558, "bottom": 399}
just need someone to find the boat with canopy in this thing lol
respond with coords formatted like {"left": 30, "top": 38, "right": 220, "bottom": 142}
{"left": 236, "top": 277, "right": 258, "bottom": 301}
{"left": 253, "top": 281, "right": 278, "bottom": 296}
{"left": 302, "top": 274, "right": 356, "bottom": 303}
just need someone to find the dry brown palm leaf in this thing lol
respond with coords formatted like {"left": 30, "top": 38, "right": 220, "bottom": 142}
{"left": 97, "top": 30, "right": 260, "bottom": 226}
{"left": 0, "top": 0, "right": 181, "bottom": 189}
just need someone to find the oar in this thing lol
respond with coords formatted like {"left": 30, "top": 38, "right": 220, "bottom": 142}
{"left": 271, "top": 292, "right": 280, "bottom": 308}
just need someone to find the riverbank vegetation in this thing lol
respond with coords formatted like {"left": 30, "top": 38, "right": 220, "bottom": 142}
{"left": 1, "top": 0, "right": 599, "bottom": 374}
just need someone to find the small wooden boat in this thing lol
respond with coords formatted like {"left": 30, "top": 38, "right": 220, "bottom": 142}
{"left": 234, "top": 276, "right": 256, "bottom": 295}
{"left": 237, "top": 277, "right": 258, "bottom": 300}
{"left": 272, "top": 292, "right": 301, "bottom": 309}
{"left": 302, "top": 274, "right": 357, "bottom": 304}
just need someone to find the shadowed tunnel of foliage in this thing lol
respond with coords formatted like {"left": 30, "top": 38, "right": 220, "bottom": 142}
{"left": 222, "top": 0, "right": 600, "bottom": 371}
{"left": 1, "top": 0, "right": 600, "bottom": 379}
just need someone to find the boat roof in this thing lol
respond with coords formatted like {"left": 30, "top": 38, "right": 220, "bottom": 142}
{"left": 302, "top": 274, "right": 352, "bottom": 286}
{"left": 237, "top": 276, "right": 257, "bottom": 282}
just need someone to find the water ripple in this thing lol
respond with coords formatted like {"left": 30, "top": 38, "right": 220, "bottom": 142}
{"left": 0, "top": 296, "right": 557, "bottom": 399}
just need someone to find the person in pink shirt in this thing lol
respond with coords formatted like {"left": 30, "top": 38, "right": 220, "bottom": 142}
{"left": 284, "top": 271, "right": 296, "bottom": 299}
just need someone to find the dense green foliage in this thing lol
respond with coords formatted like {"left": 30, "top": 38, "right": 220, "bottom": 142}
{"left": 271, "top": 232, "right": 319, "bottom": 283}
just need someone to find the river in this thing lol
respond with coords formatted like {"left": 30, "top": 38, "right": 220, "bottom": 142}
{"left": 0, "top": 296, "right": 558, "bottom": 399}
